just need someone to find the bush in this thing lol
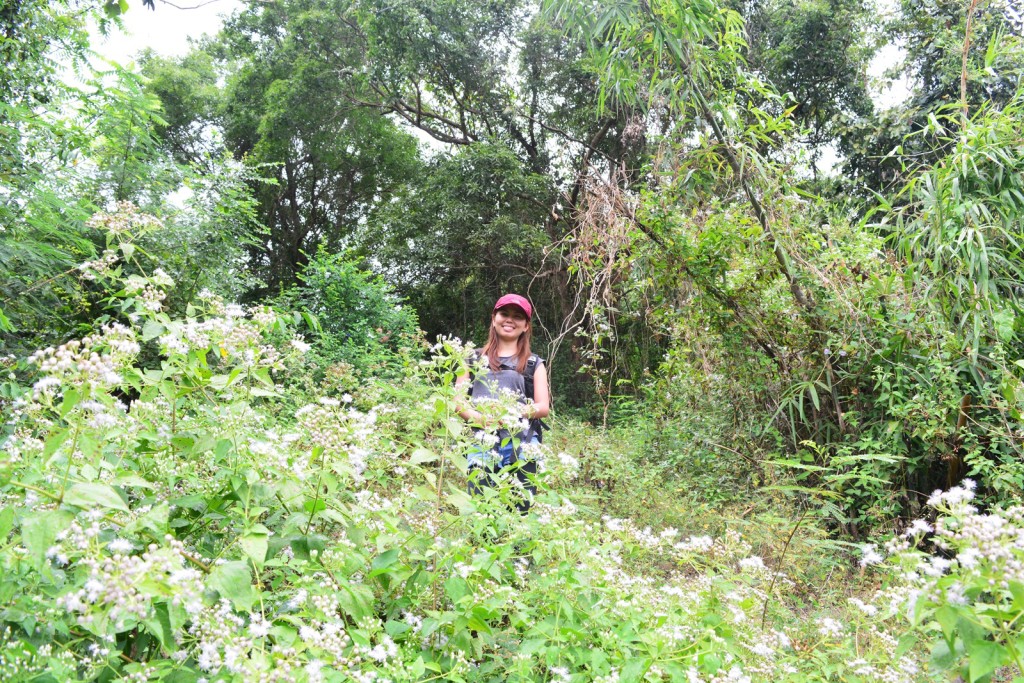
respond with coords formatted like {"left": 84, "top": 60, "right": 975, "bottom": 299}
{"left": 279, "top": 248, "right": 424, "bottom": 376}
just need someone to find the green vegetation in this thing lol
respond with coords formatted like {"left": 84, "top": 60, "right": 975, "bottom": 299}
{"left": 2, "top": 0, "right": 1024, "bottom": 680}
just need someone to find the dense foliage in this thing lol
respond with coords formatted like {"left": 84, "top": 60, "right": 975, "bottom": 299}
{"left": 4, "top": 213, "right": 1024, "bottom": 682}
{"left": 3, "top": 0, "right": 1024, "bottom": 679}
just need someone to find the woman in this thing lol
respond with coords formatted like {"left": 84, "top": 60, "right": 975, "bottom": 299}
{"left": 456, "top": 294, "right": 550, "bottom": 511}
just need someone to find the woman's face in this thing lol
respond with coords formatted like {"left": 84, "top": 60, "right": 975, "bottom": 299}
{"left": 493, "top": 306, "right": 529, "bottom": 340}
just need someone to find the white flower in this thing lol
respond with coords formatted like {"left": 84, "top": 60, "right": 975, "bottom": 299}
{"left": 249, "top": 615, "right": 271, "bottom": 638}
{"left": 905, "top": 518, "right": 933, "bottom": 537}
{"left": 107, "top": 538, "right": 134, "bottom": 554}
{"left": 738, "top": 556, "right": 766, "bottom": 571}
{"left": 151, "top": 268, "right": 174, "bottom": 287}
{"left": 674, "top": 535, "right": 714, "bottom": 552}
{"left": 549, "top": 666, "right": 571, "bottom": 682}
{"left": 859, "top": 544, "right": 884, "bottom": 567}
{"left": 816, "top": 617, "right": 844, "bottom": 637}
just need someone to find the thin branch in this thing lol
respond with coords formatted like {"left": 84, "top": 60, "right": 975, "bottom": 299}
{"left": 156, "top": 0, "right": 235, "bottom": 9}
{"left": 961, "top": 0, "right": 981, "bottom": 124}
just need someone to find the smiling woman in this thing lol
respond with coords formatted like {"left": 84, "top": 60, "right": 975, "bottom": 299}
{"left": 455, "top": 293, "right": 550, "bottom": 511}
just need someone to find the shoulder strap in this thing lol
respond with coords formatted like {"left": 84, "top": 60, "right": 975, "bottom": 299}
{"left": 523, "top": 354, "right": 542, "bottom": 401}
{"left": 523, "top": 354, "right": 547, "bottom": 441}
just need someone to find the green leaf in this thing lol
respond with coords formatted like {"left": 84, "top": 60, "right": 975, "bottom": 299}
{"left": 0, "top": 506, "right": 14, "bottom": 540}
{"left": 410, "top": 448, "right": 437, "bottom": 465}
{"left": 303, "top": 498, "right": 326, "bottom": 514}
{"left": 21, "top": 510, "right": 74, "bottom": 569}
{"left": 968, "top": 640, "right": 1006, "bottom": 682}
{"left": 208, "top": 561, "right": 255, "bottom": 611}
{"left": 411, "top": 656, "right": 425, "bottom": 677}
{"left": 445, "top": 576, "right": 470, "bottom": 604}
{"left": 370, "top": 548, "right": 400, "bottom": 574}
{"left": 520, "top": 638, "right": 546, "bottom": 656}
{"left": 114, "top": 474, "right": 154, "bottom": 489}
{"left": 1009, "top": 581, "right": 1024, "bottom": 611}
{"left": 895, "top": 632, "right": 918, "bottom": 658}
{"left": 240, "top": 527, "right": 270, "bottom": 568}
{"left": 621, "top": 657, "right": 652, "bottom": 683}
{"left": 336, "top": 583, "right": 374, "bottom": 621}
{"left": 59, "top": 387, "right": 81, "bottom": 418}
{"left": 64, "top": 483, "right": 130, "bottom": 512}
{"left": 142, "top": 320, "right": 165, "bottom": 342}
{"left": 935, "top": 605, "right": 960, "bottom": 643}
{"left": 142, "top": 602, "right": 175, "bottom": 652}
{"left": 43, "top": 428, "right": 70, "bottom": 460}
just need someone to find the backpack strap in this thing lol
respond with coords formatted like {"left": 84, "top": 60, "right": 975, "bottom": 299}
{"left": 523, "top": 354, "right": 548, "bottom": 443}
{"left": 523, "top": 354, "right": 540, "bottom": 401}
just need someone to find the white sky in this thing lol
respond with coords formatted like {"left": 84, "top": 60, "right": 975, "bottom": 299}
{"left": 90, "top": 0, "right": 242, "bottom": 64}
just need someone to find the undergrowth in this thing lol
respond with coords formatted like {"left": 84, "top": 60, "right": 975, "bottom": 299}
{"left": 2, "top": 206, "right": 1024, "bottom": 682}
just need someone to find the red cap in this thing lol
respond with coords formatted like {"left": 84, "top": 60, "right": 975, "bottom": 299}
{"left": 493, "top": 293, "right": 532, "bottom": 320}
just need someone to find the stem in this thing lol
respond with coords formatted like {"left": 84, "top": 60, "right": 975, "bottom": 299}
{"left": 304, "top": 472, "right": 323, "bottom": 536}
{"left": 761, "top": 507, "right": 809, "bottom": 630}
{"left": 58, "top": 419, "right": 84, "bottom": 503}
{"left": 961, "top": 0, "right": 981, "bottom": 124}
{"left": 304, "top": 447, "right": 326, "bottom": 536}
{"left": 9, "top": 480, "right": 61, "bottom": 501}
{"left": 1001, "top": 621, "right": 1024, "bottom": 673}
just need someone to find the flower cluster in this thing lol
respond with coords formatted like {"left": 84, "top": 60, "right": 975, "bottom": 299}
{"left": 85, "top": 201, "right": 163, "bottom": 235}
{"left": 78, "top": 249, "right": 120, "bottom": 280}
{"left": 27, "top": 322, "right": 139, "bottom": 392}
{"left": 55, "top": 531, "right": 205, "bottom": 634}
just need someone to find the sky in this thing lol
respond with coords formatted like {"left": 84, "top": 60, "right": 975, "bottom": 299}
{"left": 90, "top": 0, "right": 242, "bottom": 65}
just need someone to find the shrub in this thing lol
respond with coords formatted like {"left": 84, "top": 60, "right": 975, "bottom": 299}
{"left": 279, "top": 248, "right": 423, "bottom": 377}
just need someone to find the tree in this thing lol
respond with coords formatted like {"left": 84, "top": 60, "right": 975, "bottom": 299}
{"left": 142, "top": 0, "right": 422, "bottom": 294}
{"left": 345, "top": 0, "right": 643, "bottom": 373}
{"left": 1, "top": 1, "right": 100, "bottom": 347}
{"left": 737, "top": 0, "right": 875, "bottom": 163}
{"left": 839, "top": 0, "right": 1023, "bottom": 195}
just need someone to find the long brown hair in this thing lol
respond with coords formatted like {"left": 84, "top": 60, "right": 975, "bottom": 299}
{"left": 481, "top": 310, "right": 531, "bottom": 373}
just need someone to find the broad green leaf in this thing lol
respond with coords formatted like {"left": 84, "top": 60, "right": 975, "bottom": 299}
{"left": 42, "top": 428, "right": 71, "bottom": 460}
{"left": 968, "top": 640, "right": 1006, "bottom": 682}
{"left": 142, "top": 320, "right": 165, "bottom": 342}
{"left": 445, "top": 576, "right": 470, "bottom": 604}
{"left": 0, "top": 506, "right": 14, "bottom": 539}
{"left": 336, "top": 583, "right": 374, "bottom": 621}
{"left": 208, "top": 561, "right": 255, "bottom": 611}
{"left": 240, "top": 527, "right": 270, "bottom": 568}
{"left": 934, "top": 605, "right": 960, "bottom": 643}
{"left": 21, "top": 510, "right": 74, "bottom": 569}
{"left": 1009, "top": 581, "right": 1024, "bottom": 611}
{"left": 410, "top": 448, "right": 437, "bottom": 465}
{"left": 370, "top": 548, "right": 400, "bottom": 574}
{"left": 410, "top": 657, "right": 426, "bottom": 677}
{"left": 621, "top": 657, "right": 652, "bottom": 683}
{"left": 142, "top": 602, "right": 175, "bottom": 652}
{"left": 64, "top": 483, "right": 129, "bottom": 512}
